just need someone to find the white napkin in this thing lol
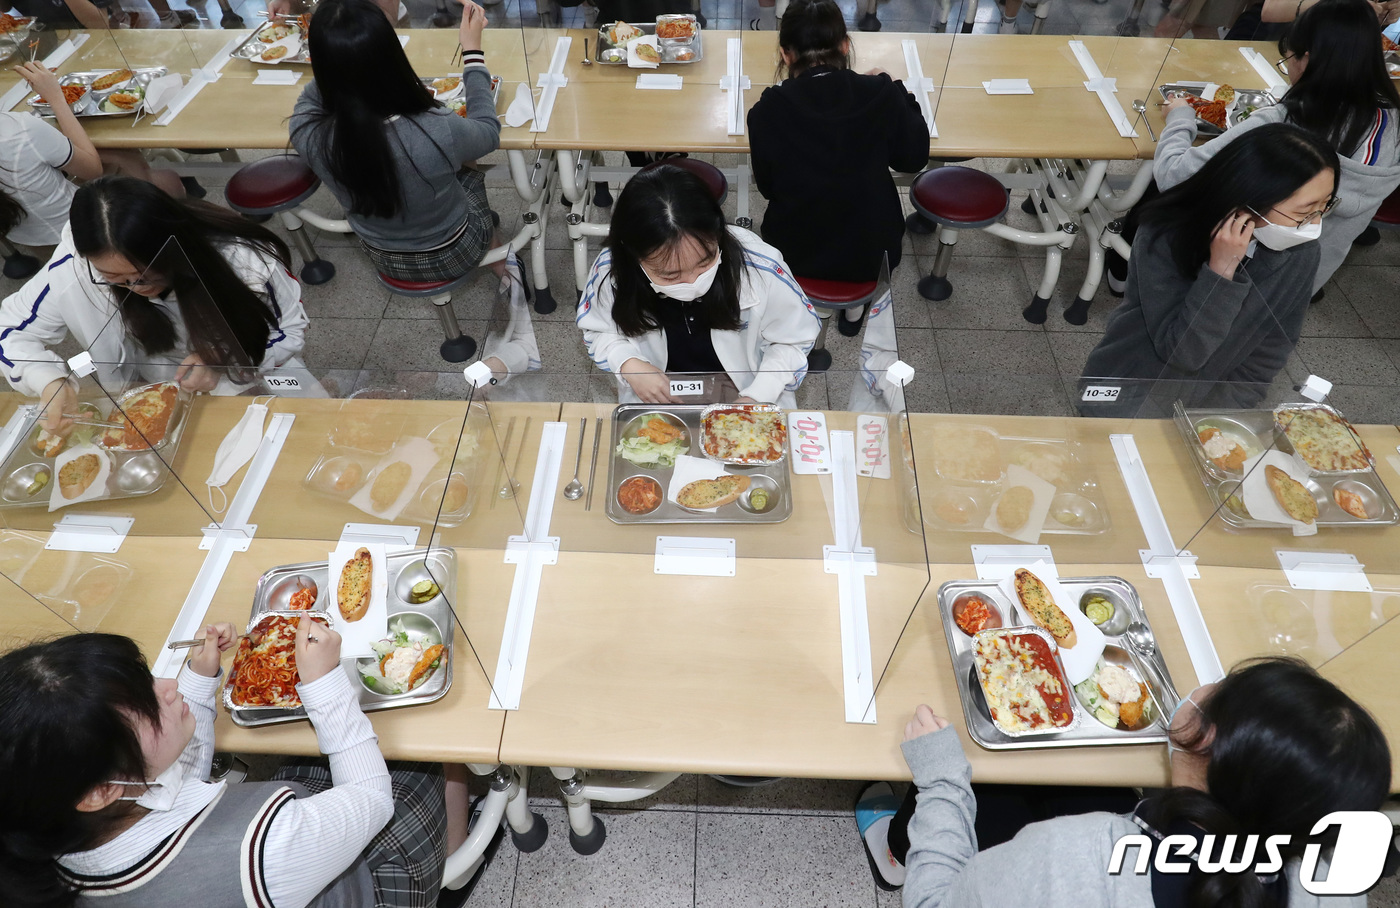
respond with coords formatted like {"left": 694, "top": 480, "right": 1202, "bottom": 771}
{"left": 637, "top": 73, "right": 683, "bottom": 89}
{"left": 325, "top": 542, "right": 389, "bottom": 658}
{"left": 1240, "top": 449, "right": 1319, "bottom": 536}
{"left": 627, "top": 36, "right": 660, "bottom": 69}
{"left": 982, "top": 464, "right": 1056, "bottom": 544}
{"left": 253, "top": 70, "right": 302, "bottom": 85}
{"left": 48, "top": 444, "right": 112, "bottom": 512}
{"left": 666, "top": 453, "right": 729, "bottom": 511}
{"left": 997, "top": 560, "right": 1106, "bottom": 685}
{"left": 349, "top": 437, "right": 441, "bottom": 522}
{"left": 503, "top": 82, "right": 535, "bottom": 128}
{"left": 983, "top": 79, "right": 1033, "bottom": 94}
{"left": 144, "top": 73, "right": 184, "bottom": 113}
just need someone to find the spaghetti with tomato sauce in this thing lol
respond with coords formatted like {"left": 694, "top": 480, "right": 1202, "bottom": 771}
{"left": 973, "top": 630, "right": 1074, "bottom": 733}
{"left": 228, "top": 615, "right": 302, "bottom": 708}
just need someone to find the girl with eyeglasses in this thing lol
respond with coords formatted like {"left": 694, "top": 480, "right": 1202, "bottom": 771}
{"left": 1082, "top": 123, "right": 1339, "bottom": 416}
{"left": 1154, "top": 0, "right": 1400, "bottom": 294}
{"left": 0, "top": 177, "right": 308, "bottom": 437}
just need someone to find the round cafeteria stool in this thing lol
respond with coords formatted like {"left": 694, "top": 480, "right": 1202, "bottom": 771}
{"left": 637, "top": 157, "right": 728, "bottom": 206}
{"left": 0, "top": 236, "right": 40, "bottom": 280}
{"left": 377, "top": 270, "right": 478, "bottom": 363}
{"left": 224, "top": 154, "right": 336, "bottom": 285}
{"left": 909, "top": 166, "right": 1010, "bottom": 302}
{"left": 905, "top": 157, "right": 974, "bottom": 236}
{"left": 795, "top": 276, "right": 879, "bottom": 372}
{"left": 1367, "top": 185, "right": 1400, "bottom": 232}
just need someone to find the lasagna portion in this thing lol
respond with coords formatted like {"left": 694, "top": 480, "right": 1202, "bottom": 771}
{"left": 103, "top": 383, "right": 178, "bottom": 450}
{"left": 973, "top": 630, "right": 1075, "bottom": 734}
{"left": 701, "top": 407, "right": 786, "bottom": 463}
{"left": 1277, "top": 408, "right": 1370, "bottom": 472}
{"left": 227, "top": 615, "right": 302, "bottom": 708}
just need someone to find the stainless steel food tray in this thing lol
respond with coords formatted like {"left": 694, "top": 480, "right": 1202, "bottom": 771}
{"left": 0, "top": 381, "right": 193, "bottom": 510}
{"left": 915, "top": 427, "right": 1111, "bottom": 536}
{"left": 1157, "top": 82, "right": 1275, "bottom": 136}
{"left": 28, "top": 67, "right": 168, "bottom": 118}
{"left": 231, "top": 19, "right": 309, "bottom": 65}
{"left": 226, "top": 547, "right": 456, "bottom": 727}
{"left": 595, "top": 21, "right": 704, "bottom": 64}
{"left": 605, "top": 403, "right": 791, "bottom": 525}
{"left": 939, "top": 576, "right": 1177, "bottom": 750}
{"left": 1173, "top": 402, "right": 1398, "bottom": 529}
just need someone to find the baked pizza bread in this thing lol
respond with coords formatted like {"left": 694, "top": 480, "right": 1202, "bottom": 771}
{"left": 635, "top": 43, "right": 661, "bottom": 63}
{"left": 1014, "top": 568, "right": 1077, "bottom": 649}
{"left": 996, "top": 486, "right": 1035, "bottom": 532}
{"left": 59, "top": 453, "right": 101, "bottom": 499}
{"left": 1276, "top": 408, "right": 1370, "bottom": 471}
{"left": 338, "top": 547, "right": 373, "bottom": 622}
{"left": 1334, "top": 487, "right": 1369, "bottom": 520}
{"left": 1265, "top": 465, "right": 1317, "bottom": 523}
{"left": 91, "top": 68, "right": 133, "bottom": 91}
{"left": 677, "top": 475, "right": 749, "bottom": 509}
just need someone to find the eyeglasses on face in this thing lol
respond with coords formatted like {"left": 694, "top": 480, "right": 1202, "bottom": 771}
{"left": 1248, "top": 196, "right": 1339, "bottom": 228}
{"left": 86, "top": 260, "right": 161, "bottom": 289}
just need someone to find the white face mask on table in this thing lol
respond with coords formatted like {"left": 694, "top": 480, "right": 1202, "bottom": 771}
{"left": 204, "top": 398, "right": 270, "bottom": 512}
{"left": 644, "top": 252, "right": 723, "bottom": 302}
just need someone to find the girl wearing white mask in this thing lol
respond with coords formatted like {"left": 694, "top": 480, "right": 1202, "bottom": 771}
{"left": 0, "top": 625, "right": 476, "bottom": 908}
{"left": 576, "top": 165, "right": 821, "bottom": 407}
{"left": 1082, "top": 123, "right": 1338, "bottom": 417}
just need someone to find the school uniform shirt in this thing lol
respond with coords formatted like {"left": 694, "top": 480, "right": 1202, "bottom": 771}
{"left": 0, "top": 224, "right": 308, "bottom": 397}
{"left": 0, "top": 112, "right": 78, "bottom": 247}
{"left": 58, "top": 666, "right": 393, "bottom": 908}
{"left": 576, "top": 227, "right": 821, "bottom": 407}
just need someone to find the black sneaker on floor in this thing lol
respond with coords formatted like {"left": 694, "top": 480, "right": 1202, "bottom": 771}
{"left": 1353, "top": 224, "right": 1381, "bottom": 247}
{"left": 220, "top": 9, "right": 244, "bottom": 26}
{"left": 1311, "top": 288, "right": 1325, "bottom": 304}
{"left": 838, "top": 302, "right": 870, "bottom": 337}
{"left": 858, "top": 11, "right": 881, "bottom": 30}
{"left": 180, "top": 176, "right": 207, "bottom": 199}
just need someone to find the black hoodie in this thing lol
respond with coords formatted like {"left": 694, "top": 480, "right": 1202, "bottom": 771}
{"left": 748, "top": 65, "right": 930, "bottom": 283}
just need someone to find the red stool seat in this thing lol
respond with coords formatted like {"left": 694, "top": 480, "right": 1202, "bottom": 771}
{"left": 795, "top": 277, "right": 878, "bottom": 307}
{"left": 377, "top": 270, "right": 474, "bottom": 296}
{"left": 909, "top": 166, "right": 1009, "bottom": 229}
{"left": 225, "top": 154, "right": 320, "bottom": 214}
{"left": 1373, "top": 186, "right": 1400, "bottom": 225}
{"left": 638, "top": 157, "right": 728, "bottom": 204}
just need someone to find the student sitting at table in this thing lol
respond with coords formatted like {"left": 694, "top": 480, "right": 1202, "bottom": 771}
{"left": 1080, "top": 123, "right": 1337, "bottom": 416}
{"left": 869, "top": 656, "right": 1389, "bottom": 906}
{"left": 0, "top": 176, "right": 310, "bottom": 432}
{"left": 746, "top": 0, "right": 928, "bottom": 336}
{"left": 1154, "top": 0, "right": 1400, "bottom": 296}
{"left": 0, "top": 622, "right": 476, "bottom": 908}
{"left": 290, "top": 0, "right": 501, "bottom": 283}
{"left": 576, "top": 164, "right": 821, "bottom": 407}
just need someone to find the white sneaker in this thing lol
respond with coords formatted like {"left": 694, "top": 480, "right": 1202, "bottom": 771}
{"left": 1106, "top": 270, "right": 1126, "bottom": 296}
{"left": 999, "top": 15, "right": 1019, "bottom": 33}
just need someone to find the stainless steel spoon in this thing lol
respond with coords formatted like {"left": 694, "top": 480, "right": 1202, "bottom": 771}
{"left": 1125, "top": 621, "right": 1179, "bottom": 703}
{"left": 1131, "top": 99, "right": 1157, "bottom": 142}
{"left": 582, "top": 37, "right": 592, "bottom": 65}
{"left": 563, "top": 418, "right": 586, "bottom": 500}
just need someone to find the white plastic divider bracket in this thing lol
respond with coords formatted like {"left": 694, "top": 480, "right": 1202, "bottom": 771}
{"left": 971, "top": 544, "right": 1054, "bottom": 580}
{"left": 1299, "top": 374, "right": 1332, "bottom": 403}
{"left": 720, "top": 38, "right": 751, "bottom": 136}
{"left": 464, "top": 361, "right": 495, "bottom": 389}
{"left": 339, "top": 523, "right": 420, "bottom": 551}
{"left": 1240, "top": 46, "right": 1290, "bottom": 95}
{"left": 152, "top": 412, "right": 294, "bottom": 678}
{"left": 490, "top": 421, "right": 568, "bottom": 710}
{"left": 901, "top": 39, "right": 939, "bottom": 138}
{"left": 1068, "top": 40, "right": 1137, "bottom": 137}
{"left": 529, "top": 37, "right": 572, "bottom": 133}
{"left": 656, "top": 536, "right": 734, "bottom": 576}
{"left": 46, "top": 515, "right": 134, "bottom": 553}
{"left": 828, "top": 430, "right": 878, "bottom": 724}
{"left": 1276, "top": 551, "right": 1371, "bottom": 592}
{"left": 1110, "top": 433, "right": 1223, "bottom": 684}
{"left": 0, "top": 406, "right": 33, "bottom": 465}
{"left": 884, "top": 360, "right": 915, "bottom": 388}
{"left": 66, "top": 351, "right": 96, "bottom": 378}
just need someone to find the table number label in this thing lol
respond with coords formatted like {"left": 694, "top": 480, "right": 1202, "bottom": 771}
{"left": 1081, "top": 385, "right": 1120, "bottom": 403}
{"left": 856, "top": 415, "right": 891, "bottom": 479}
{"left": 669, "top": 379, "right": 705, "bottom": 397}
{"left": 787, "top": 411, "right": 832, "bottom": 475}
{"left": 264, "top": 374, "right": 301, "bottom": 390}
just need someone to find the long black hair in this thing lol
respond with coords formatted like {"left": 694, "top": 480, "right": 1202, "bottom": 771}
{"left": 0, "top": 169, "right": 23, "bottom": 236}
{"left": 1140, "top": 122, "right": 1339, "bottom": 278}
{"left": 297, "top": 0, "right": 440, "bottom": 219}
{"left": 1140, "top": 657, "right": 1390, "bottom": 908}
{"left": 605, "top": 165, "right": 745, "bottom": 338}
{"left": 0, "top": 634, "right": 162, "bottom": 908}
{"left": 777, "top": 0, "right": 851, "bottom": 78}
{"left": 1279, "top": 0, "right": 1400, "bottom": 157}
{"left": 70, "top": 176, "right": 290, "bottom": 377}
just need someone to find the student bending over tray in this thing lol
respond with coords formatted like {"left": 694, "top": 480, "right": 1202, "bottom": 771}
{"left": 0, "top": 622, "right": 473, "bottom": 908}
{"left": 1154, "top": 0, "right": 1400, "bottom": 294}
{"left": 864, "top": 657, "right": 1389, "bottom": 907}
{"left": 1080, "top": 123, "right": 1337, "bottom": 416}
{"left": 0, "top": 177, "right": 310, "bottom": 434}
{"left": 291, "top": 0, "right": 503, "bottom": 284}
{"left": 576, "top": 165, "right": 821, "bottom": 407}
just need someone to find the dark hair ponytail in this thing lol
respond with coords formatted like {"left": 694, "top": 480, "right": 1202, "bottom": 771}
{"left": 296, "top": 0, "right": 444, "bottom": 219}
{"left": 604, "top": 164, "right": 745, "bottom": 338}
{"left": 777, "top": 0, "right": 851, "bottom": 78}
{"left": 0, "top": 170, "right": 24, "bottom": 236}
{"left": 0, "top": 634, "right": 161, "bottom": 908}
{"left": 70, "top": 176, "right": 290, "bottom": 379}
{"left": 1141, "top": 657, "right": 1390, "bottom": 908}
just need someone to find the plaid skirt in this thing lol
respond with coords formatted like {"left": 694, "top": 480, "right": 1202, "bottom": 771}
{"left": 362, "top": 169, "right": 492, "bottom": 283}
{"left": 274, "top": 759, "right": 447, "bottom": 908}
